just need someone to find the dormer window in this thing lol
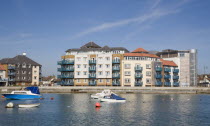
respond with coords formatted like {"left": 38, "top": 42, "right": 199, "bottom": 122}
{"left": 28, "top": 64, "right": 31, "bottom": 68}
{"left": 22, "top": 63, "right": 26, "bottom": 68}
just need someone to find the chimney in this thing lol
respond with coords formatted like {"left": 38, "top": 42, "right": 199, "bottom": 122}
{"left": 23, "top": 52, "right": 26, "bottom": 56}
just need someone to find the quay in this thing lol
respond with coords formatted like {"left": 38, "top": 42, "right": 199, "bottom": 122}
{"left": 1, "top": 87, "right": 210, "bottom": 94}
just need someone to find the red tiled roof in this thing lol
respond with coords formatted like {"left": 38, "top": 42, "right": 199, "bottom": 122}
{"left": 124, "top": 53, "right": 159, "bottom": 58}
{"left": 160, "top": 59, "right": 177, "bottom": 67}
{"left": 132, "top": 48, "right": 149, "bottom": 53}
{"left": 0, "top": 64, "right": 6, "bottom": 71}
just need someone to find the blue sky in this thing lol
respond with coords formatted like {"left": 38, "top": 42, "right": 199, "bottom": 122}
{"left": 0, "top": 0, "right": 210, "bottom": 76}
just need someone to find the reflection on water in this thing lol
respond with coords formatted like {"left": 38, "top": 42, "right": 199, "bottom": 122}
{"left": 0, "top": 93, "right": 210, "bottom": 126}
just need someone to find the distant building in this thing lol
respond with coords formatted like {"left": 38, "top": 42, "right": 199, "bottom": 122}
{"left": 0, "top": 64, "right": 7, "bottom": 86}
{"left": 0, "top": 53, "right": 42, "bottom": 86}
{"left": 41, "top": 76, "right": 57, "bottom": 86}
{"left": 57, "top": 42, "right": 179, "bottom": 87}
{"left": 156, "top": 49, "right": 197, "bottom": 87}
{"left": 198, "top": 74, "right": 210, "bottom": 87}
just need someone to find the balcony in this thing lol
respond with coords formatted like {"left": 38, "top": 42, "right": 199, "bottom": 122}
{"left": 135, "top": 82, "right": 143, "bottom": 86}
{"left": 164, "top": 82, "right": 171, "bottom": 86}
{"left": 89, "top": 60, "right": 96, "bottom": 64}
{"left": 8, "top": 72, "right": 15, "bottom": 76}
{"left": 164, "top": 75, "right": 171, "bottom": 79}
{"left": 57, "top": 67, "right": 74, "bottom": 72}
{"left": 89, "top": 67, "right": 96, "bottom": 71}
{"left": 89, "top": 81, "right": 97, "bottom": 86}
{"left": 155, "top": 67, "right": 162, "bottom": 71}
{"left": 57, "top": 75, "right": 74, "bottom": 79}
{"left": 155, "top": 74, "right": 162, "bottom": 79}
{"left": 89, "top": 74, "right": 96, "bottom": 78}
{"left": 0, "top": 78, "right": 7, "bottom": 82}
{"left": 135, "top": 74, "right": 143, "bottom": 78}
{"left": 57, "top": 60, "right": 74, "bottom": 65}
{"left": 58, "top": 81, "right": 74, "bottom": 86}
{"left": 112, "top": 60, "right": 120, "bottom": 64}
{"left": 173, "top": 82, "right": 179, "bottom": 86}
{"left": 112, "top": 82, "right": 120, "bottom": 86}
{"left": 164, "top": 68, "right": 171, "bottom": 72}
{"left": 135, "top": 67, "right": 143, "bottom": 71}
{"left": 8, "top": 78, "right": 15, "bottom": 81}
{"left": 112, "top": 74, "right": 120, "bottom": 78}
{"left": 155, "top": 81, "right": 162, "bottom": 86}
{"left": 173, "top": 75, "right": 179, "bottom": 80}
{"left": 112, "top": 67, "right": 120, "bottom": 71}
{"left": 8, "top": 66, "right": 15, "bottom": 69}
{"left": 173, "top": 69, "right": 179, "bottom": 73}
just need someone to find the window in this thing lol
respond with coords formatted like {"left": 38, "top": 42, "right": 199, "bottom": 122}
{"left": 77, "top": 72, "right": 80, "bottom": 75}
{"left": 125, "top": 71, "right": 131, "bottom": 76}
{"left": 84, "top": 64, "right": 87, "bottom": 68}
{"left": 146, "top": 79, "right": 151, "bottom": 84}
{"left": 22, "top": 77, "right": 26, "bottom": 80}
{"left": 84, "top": 79, "right": 87, "bottom": 82}
{"left": 125, "top": 64, "right": 131, "bottom": 69}
{"left": 99, "top": 79, "right": 103, "bottom": 82}
{"left": 83, "top": 57, "right": 87, "bottom": 61}
{"left": 28, "top": 64, "right": 31, "bottom": 68}
{"left": 77, "top": 57, "right": 81, "bottom": 61}
{"left": 77, "top": 79, "right": 80, "bottom": 82}
{"left": 106, "top": 71, "right": 110, "bottom": 76}
{"left": 146, "top": 64, "right": 151, "bottom": 69}
{"left": 22, "top": 71, "right": 26, "bottom": 74}
{"left": 99, "top": 64, "right": 102, "bottom": 68}
{"left": 34, "top": 66, "right": 36, "bottom": 68}
{"left": 146, "top": 71, "right": 151, "bottom": 76}
{"left": 22, "top": 63, "right": 26, "bottom": 68}
{"left": 34, "top": 76, "right": 37, "bottom": 80}
{"left": 125, "top": 78, "right": 130, "bottom": 83}
{"left": 34, "top": 71, "right": 37, "bottom": 74}
{"left": 17, "top": 71, "right": 19, "bottom": 74}
{"left": 28, "top": 72, "right": 31, "bottom": 74}
{"left": 106, "top": 57, "right": 110, "bottom": 61}
{"left": 106, "top": 79, "right": 110, "bottom": 82}
{"left": 98, "top": 57, "right": 102, "bottom": 60}
{"left": 77, "top": 65, "right": 81, "bottom": 68}
{"left": 180, "top": 53, "right": 185, "bottom": 57}
{"left": 84, "top": 71, "right": 87, "bottom": 75}
{"left": 99, "top": 71, "right": 103, "bottom": 75}
{"left": 106, "top": 64, "right": 110, "bottom": 68}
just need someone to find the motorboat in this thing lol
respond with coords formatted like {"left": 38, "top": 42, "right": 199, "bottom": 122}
{"left": 2, "top": 87, "right": 41, "bottom": 100}
{"left": 91, "top": 90, "right": 113, "bottom": 99}
{"left": 18, "top": 103, "right": 40, "bottom": 108}
{"left": 100, "top": 94, "right": 126, "bottom": 102}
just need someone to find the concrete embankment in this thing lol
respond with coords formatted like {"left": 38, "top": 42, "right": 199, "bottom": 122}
{"left": 1, "top": 87, "right": 210, "bottom": 94}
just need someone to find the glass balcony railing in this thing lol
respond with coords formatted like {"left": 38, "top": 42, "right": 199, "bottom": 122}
{"left": 57, "top": 67, "right": 74, "bottom": 72}
{"left": 8, "top": 72, "right": 15, "bottom": 76}
{"left": 135, "top": 67, "right": 143, "bottom": 71}
{"left": 156, "top": 74, "right": 162, "bottom": 79}
{"left": 112, "top": 82, "right": 120, "bottom": 86}
{"left": 89, "top": 67, "right": 96, "bottom": 71}
{"left": 155, "top": 67, "right": 162, "bottom": 71}
{"left": 0, "top": 78, "right": 8, "bottom": 82}
{"left": 8, "top": 66, "right": 15, "bottom": 69}
{"left": 57, "top": 60, "right": 74, "bottom": 65}
{"left": 89, "top": 74, "right": 96, "bottom": 78}
{"left": 164, "top": 82, "right": 171, "bottom": 86}
{"left": 135, "top": 74, "right": 143, "bottom": 78}
{"left": 164, "top": 68, "right": 171, "bottom": 72}
{"left": 8, "top": 78, "right": 15, "bottom": 81}
{"left": 112, "top": 74, "right": 120, "bottom": 78}
{"left": 173, "top": 75, "right": 179, "bottom": 80}
{"left": 164, "top": 75, "right": 171, "bottom": 79}
{"left": 57, "top": 75, "right": 74, "bottom": 78}
{"left": 173, "top": 69, "right": 179, "bottom": 73}
{"left": 58, "top": 81, "right": 74, "bottom": 86}
{"left": 112, "top": 67, "right": 120, "bottom": 71}
{"left": 112, "top": 60, "right": 120, "bottom": 64}
{"left": 173, "top": 82, "right": 179, "bottom": 86}
{"left": 155, "top": 81, "right": 162, "bottom": 86}
{"left": 89, "top": 81, "right": 97, "bottom": 86}
{"left": 89, "top": 60, "right": 96, "bottom": 64}
{"left": 135, "top": 82, "right": 143, "bottom": 86}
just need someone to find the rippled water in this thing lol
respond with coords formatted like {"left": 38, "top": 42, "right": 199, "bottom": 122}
{"left": 0, "top": 93, "right": 210, "bottom": 126}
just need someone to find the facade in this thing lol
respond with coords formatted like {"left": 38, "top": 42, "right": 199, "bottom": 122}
{"left": 58, "top": 42, "right": 180, "bottom": 87}
{"left": 157, "top": 49, "right": 197, "bottom": 87}
{"left": 0, "top": 64, "right": 7, "bottom": 86}
{"left": 0, "top": 53, "right": 42, "bottom": 86}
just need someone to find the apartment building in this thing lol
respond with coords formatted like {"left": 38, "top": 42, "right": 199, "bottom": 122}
{"left": 157, "top": 49, "right": 197, "bottom": 87}
{"left": 0, "top": 64, "right": 7, "bottom": 86}
{"left": 58, "top": 42, "right": 179, "bottom": 87}
{"left": 0, "top": 53, "right": 42, "bottom": 86}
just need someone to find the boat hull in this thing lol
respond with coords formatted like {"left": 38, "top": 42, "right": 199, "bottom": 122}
{"left": 100, "top": 98, "right": 126, "bottom": 102}
{"left": 2, "top": 94, "right": 41, "bottom": 100}
{"left": 18, "top": 103, "right": 40, "bottom": 108}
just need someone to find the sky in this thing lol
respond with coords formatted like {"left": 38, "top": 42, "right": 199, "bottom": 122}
{"left": 0, "top": 0, "right": 210, "bottom": 76}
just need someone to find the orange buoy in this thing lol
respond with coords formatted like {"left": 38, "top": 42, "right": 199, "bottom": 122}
{"left": 2, "top": 96, "right": 5, "bottom": 98}
{"left": 50, "top": 97, "right": 54, "bottom": 100}
{"left": 40, "top": 97, "right": 44, "bottom": 100}
{"left": 95, "top": 102, "right": 101, "bottom": 107}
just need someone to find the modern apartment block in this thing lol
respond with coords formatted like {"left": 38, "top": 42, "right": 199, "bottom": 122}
{"left": 156, "top": 49, "right": 197, "bottom": 87}
{"left": 0, "top": 64, "right": 7, "bottom": 86}
{"left": 0, "top": 53, "right": 42, "bottom": 86}
{"left": 58, "top": 42, "right": 180, "bottom": 87}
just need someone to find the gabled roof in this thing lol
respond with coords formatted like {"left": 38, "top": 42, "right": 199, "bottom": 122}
{"left": 160, "top": 59, "right": 177, "bottom": 67}
{"left": 0, "top": 64, "right": 6, "bottom": 71}
{"left": 132, "top": 48, "right": 149, "bottom": 53}
{"left": 0, "top": 55, "right": 41, "bottom": 66}
{"left": 124, "top": 53, "right": 159, "bottom": 58}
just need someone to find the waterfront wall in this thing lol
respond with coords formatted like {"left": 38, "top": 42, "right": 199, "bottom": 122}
{"left": 1, "top": 87, "right": 210, "bottom": 94}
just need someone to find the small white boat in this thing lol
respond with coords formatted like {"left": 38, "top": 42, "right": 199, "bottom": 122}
{"left": 100, "top": 94, "right": 126, "bottom": 102}
{"left": 18, "top": 103, "right": 40, "bottom": 108}
{"left": 91, "top": 90, "right": 114, "bottom": 99}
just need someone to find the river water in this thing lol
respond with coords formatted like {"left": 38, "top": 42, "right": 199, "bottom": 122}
{"left": 0, "top": 93, "right": 210, "bottom": 126}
